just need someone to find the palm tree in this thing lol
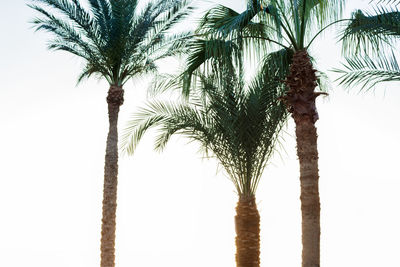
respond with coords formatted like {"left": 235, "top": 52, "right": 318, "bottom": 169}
{"left": 180, "top": 1, "right": 344, "bottom": 266}
{"left": 337, "top": 3, "right": 400, "bottom": 89}
{"left": 121, "top": 51, "right": 290, "bottom": 267}
{"left": 29, "top": 0, "right": 191, "bottom": 266}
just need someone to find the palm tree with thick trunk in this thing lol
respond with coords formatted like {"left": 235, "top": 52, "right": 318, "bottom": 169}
{"left": 121, "top": 50, "right": 290, "bottom": 267}
{"left": 336, "top": 1, "right": 400, "bottom": 89}
{"left": 179, "top": 1, "right": 345, "bottom": 266}
{"left": 29, "top": 0, "right": 191, "bottom": 266}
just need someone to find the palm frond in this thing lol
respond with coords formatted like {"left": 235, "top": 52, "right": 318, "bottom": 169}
{"left": 148, "top": 72, "right": 185, "bottom": 96}
{"left": 30, "top": 4, "right": 110, "bottom": 76}
{"left": 31, "top": 0, "right": 104, "bottom": 47}
{"left": 341, "top": 7, "right": 400, "bottom": 54}
{"left": 259, "top": 47, "right": 293, "bottom": 86}
{"left": 181, "top": 38, "right": 240, "bottom": 96}
{"left": 198, "top": 2, "right": 284, "bottom": 52}
{"left": 334, "top": 51, "right": 400, "bottom": 90}
{"left": 121, "top": 100, "right": 210, "bottom": 154}
{"left": 305, "top": 0, "right": 345, "bottom": 26}
{"left": 370, "top": 0, "right": 400, "bottom": 5}
{"left": 87, "top": 0, "right": 112, "bottom": 39}
{"left": 139, "top": 0, "right": 193, "bottom": 56}
{"left": 198, "top": 4, "right": 260, "bottom": 36}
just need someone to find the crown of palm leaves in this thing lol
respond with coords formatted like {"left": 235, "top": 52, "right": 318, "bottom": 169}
{"left": 121, "top": 54, "right": 289, "bottom": 198}
{"left": 30, "top": 0, "right": 193, "bottom": 86}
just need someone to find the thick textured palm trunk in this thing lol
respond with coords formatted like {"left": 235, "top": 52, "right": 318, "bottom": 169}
{"left": 284, "top": 50, "right": 323, "bottom": 267}
{"left": 235, "top": 197, "right": 260, "bottom": 267}
{"left": 100, "top": 85, "right": 124, "bottom": 267}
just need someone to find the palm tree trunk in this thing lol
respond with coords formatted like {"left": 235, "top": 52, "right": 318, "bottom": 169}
{"left": 284, "top": 50, "right": 322, "bottom": 267}
{"left": 100, "top": 85, "right": 124, "bottom": 267}
{"left": 235, "top": 196, "right": 260, "bottom": 267}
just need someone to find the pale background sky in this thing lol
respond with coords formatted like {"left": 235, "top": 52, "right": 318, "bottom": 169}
{"left": 1, "top": 0, "right": 400, "bottom": 267}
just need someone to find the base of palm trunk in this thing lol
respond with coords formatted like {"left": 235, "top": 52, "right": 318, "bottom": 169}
{"left": 235, "top": 197, "right": 260, "bottom": 267}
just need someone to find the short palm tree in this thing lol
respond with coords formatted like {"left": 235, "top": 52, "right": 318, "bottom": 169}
{"left": 121, "top": 51, "right": 290, "bottom": 267}
{"left": 29, "top": 0, "right": 191, "bottom": 266}
{"left": 337, "top": 2, "right": 400, "bottom": 89}
{"left": 180, "top": 1, "right": 344, "bottom": 266}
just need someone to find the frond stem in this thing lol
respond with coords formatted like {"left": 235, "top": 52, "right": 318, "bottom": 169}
{"left": 299, "top": 0, "right": 308, "bottom": 48}
{"left": 237, "top": 35, "right": 290, "bottom": 49}
{"left": 306, "top": 19, "right": 351, "bottom": 49}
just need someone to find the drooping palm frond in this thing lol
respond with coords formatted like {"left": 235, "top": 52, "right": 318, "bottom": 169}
{"left": 178, "top": 38, "right": 242, "bottom": 96}
{"left": 341, "top": 6, "right": 400, "bottom": 54}
{"left": 121, "top": 57, "right": 288, "bottom": 198}
{"left": 334, "top": 51, "right": 400, "bottom": 90}
{"left": 301, "top": 0, "right": 345, "bottom": 26}
{"left": 30, "top": 0, "right": 193, "bottom": 86}
{"left": 197, "top": 2, "right": 285, "bottom": 53}
{"left": 198, "top": 3, "right": 264, "bottom": 37}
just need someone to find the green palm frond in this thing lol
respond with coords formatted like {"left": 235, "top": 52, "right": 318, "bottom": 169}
{"left": 334, "top": 51, "right": 400, "bottom": 90}
{"left": 148, "top": 71, "right": 189, "bottom": 97}
{"left": 341, "top": 6, "right": 400, "bottom": 54}
{"left": 150, "top": 31, "right": 196, "bottom": 62}
{"left": 198, "top": 3, "right": 261, "bottom": 36}
{"left": 30, "top": 0, "right": 193, "bottom": 86}
{"left": 370, "top": 0, "right": 400, "bottom": 5}
{"left": 197, "top": 2, "right": 285, "bottom": 49}
{"left": 315, "top": 70, "right": 330, "bottom": 93}
{"left": 303, "top": 0, "right": 345, "bottom": 26}
{"left": 180, "top": 38, "right": 241, "bottom": 96}
{"left": 258, "top": 48, "right": 293, "bottom": 82}
{"left": 121, "top": 100, "right": 209, "bottom": 154}
{"left": 141, "top": 0, "right": 193, "bottom": 52}
{"left": 87, "top": 0, "right": 112, "bottom": 39}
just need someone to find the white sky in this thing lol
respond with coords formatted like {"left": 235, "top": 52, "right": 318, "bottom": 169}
{"left": 1, "top": 0, "right": 400, "bottom": 267}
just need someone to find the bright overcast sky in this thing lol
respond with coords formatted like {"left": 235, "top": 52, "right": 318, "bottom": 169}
{"left": 1, "top": 1, "right": 400, "bottom": 267}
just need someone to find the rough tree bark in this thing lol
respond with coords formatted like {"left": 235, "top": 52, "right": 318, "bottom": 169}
{"left": 100, "top": 85, "right": 124, "bottom": 267}
{"left": 284, "top": 50, "right": 323, "bottom": 267}
{"left": 235, "top": 196, "right": 260, "bottom": 267}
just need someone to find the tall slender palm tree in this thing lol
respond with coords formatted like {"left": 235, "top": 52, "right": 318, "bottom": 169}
{"left": 121, "top": 50, "right": 290, "bottom": 267}
{"left": 29, "top": 1, "right": 191, "bottom": 266}
{"left": 179, "top": 1, "right": 344, "bottom": 266}
{"left": 336, "top": 3, "right": 400, "bottom": 89}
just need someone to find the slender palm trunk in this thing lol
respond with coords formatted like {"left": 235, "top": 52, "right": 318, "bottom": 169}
{"left": 235, "top": 196, "right": 260, "bottom": 267}
{"left": 100, "top": 85, "right": 124, "bottom": 267}
{"left": 284, "top": 50, "right": 322, "bottom": 267}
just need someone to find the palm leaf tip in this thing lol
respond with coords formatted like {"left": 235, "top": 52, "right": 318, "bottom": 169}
{"left": 334, "top": 52, "right": 400, "bottom": 90}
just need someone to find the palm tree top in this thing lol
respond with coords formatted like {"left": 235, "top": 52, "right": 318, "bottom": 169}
{"left": 121, "top": 57, "right": 289, "bottom": 198}
{"left": 176, "top": 0, "right": 345, "bottom": 93}
{"left": 197, "top": 0, "right": 346, "bottom": 51}
{"left": 30, "top": 0, "right": 193, "bottom": 86}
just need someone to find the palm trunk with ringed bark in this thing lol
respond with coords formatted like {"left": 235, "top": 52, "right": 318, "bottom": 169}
{"left": 100, "top": 85, "right": 124, "bottom": 267}
{"left": 235, "top": 196, "right": 260, "bottom": 267}
{"left": 284, "top": 50, "right": 323, "bottom": 267}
